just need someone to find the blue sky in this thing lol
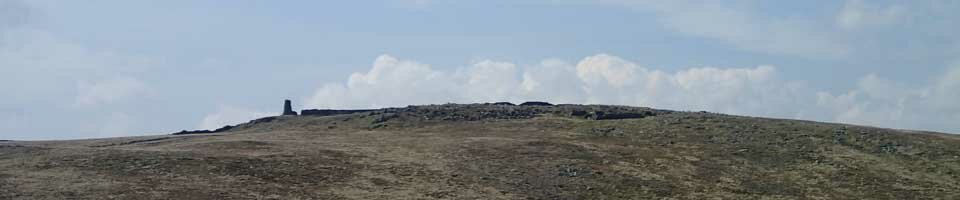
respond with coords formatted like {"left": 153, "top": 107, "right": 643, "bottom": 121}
{"left": 1, "top": 0, "right": 959, "bottom": 140}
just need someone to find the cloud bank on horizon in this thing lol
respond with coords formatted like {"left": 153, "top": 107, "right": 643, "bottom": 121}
{"left": 304, "top": 54, "right": 960, "bottom": 134}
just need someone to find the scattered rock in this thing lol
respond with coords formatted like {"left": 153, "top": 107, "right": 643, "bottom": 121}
{"left": 879, "top": 142, "right": 898, "bottom": 154}
{"left": 833, "top": 128, "right": 848, "bottom": 144}
{"left": 557, "top": 164, "right": 590, "bottom": 177}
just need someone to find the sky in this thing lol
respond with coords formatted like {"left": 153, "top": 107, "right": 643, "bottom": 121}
{"left": 1, "top": 0, "right": 959, "bottom": 140}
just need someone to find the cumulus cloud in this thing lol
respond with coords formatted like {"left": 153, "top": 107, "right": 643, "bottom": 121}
{"left": 307, "top": 54, "right": 806, "bottom": 114}
{"left": 198, "top": 106, "right": 275, "bottom": 130}
{"left": 817, "top": 66, "right": 960, "bottom": 132}
{"left": 519, "top": 59, "right": 585, "bottom": 103}
{"left": 305, "top": 54, "right": 960, "bottom": 133}
{"left": 460, "top": 60, "right": 521, "bottom": 102}
{"left": 576, "top": 54, "right": 639, "bottom": 87}
{"left": 75, "top": 77, "right": 149, "bottom": 106}
{"left": 307, "top": 55, "right": 458, "bottom": 108}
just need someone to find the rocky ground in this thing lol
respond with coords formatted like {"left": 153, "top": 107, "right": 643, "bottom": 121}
{"left": 1, "top": 103, "right": 959, "bottom": 199}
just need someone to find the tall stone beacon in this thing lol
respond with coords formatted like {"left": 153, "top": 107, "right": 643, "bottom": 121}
{"left": 282, "top": 99, "right": 298, "bottom": 116}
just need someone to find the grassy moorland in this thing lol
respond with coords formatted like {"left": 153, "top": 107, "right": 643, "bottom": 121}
{"left": 2, "top": 104, "right": 958, "bottom": 199}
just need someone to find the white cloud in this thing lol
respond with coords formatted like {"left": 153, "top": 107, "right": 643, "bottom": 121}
{"left": 520, "top": 59, "right": 585, "bottom": 103}
{"left": 596, "top": 1, "right": 850, "bottom": 58}
{"left": 198, "top": 106, "right": 275, "bottom": 130}
{"left": 460, "top": 60, "right": 521, "bottom": 102}
{"left": 305, "top": 54, "right": 960, "bottom": 134}
{"left": 816, "top": 66, "right": 960, "bottom": 132}
{"left": 75, "top": 77, "right": 149, "bottom": 106}
{"left": 836, "top": 0, "right": 905, "bottom": 30}
{"left": 576, "top": 54, "right": 638, "bottom": 87}
{"left": 307, "top": 54, "right": 803, "bottom": 115}
{"left": 1, "top": 29, "right": 156, "bottom": 104}
{"left": 309, "top": 55, "right": 458, "bottom": 108}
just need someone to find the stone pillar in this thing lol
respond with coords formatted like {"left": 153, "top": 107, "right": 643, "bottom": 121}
{"left": 283, "top": 99, "right": 298, "bottom": 115}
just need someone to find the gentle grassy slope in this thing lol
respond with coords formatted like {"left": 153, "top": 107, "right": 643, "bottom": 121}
{"left": 2, "top": 104, "right": 958, "bottom": 199}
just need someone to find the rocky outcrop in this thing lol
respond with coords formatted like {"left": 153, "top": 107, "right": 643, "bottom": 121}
{"left": 520, "top": 101, "right": 553, "bottom": 106}
{"left": 593, "top": 111, "right": 655, "bottom": 120}
{"left": 172, "top": 102, "right": 671, "bottom": 135}
{"left": 283, "top": 100, "right": 298, "bottom": 116}
{"left": 361, "top": 103, "right": 668, "bottom": 123}
{"left": 249, "top": 116, "right": 277, "bottom": 124}
{"left": 173, "top": 129, "right": 214, "bottom": 135}
{"left": 172, "top": 125, "right": 235, "bottom": 135}
{"left": 568, "top": 109, "right": 658, "bottom": 120}
{"left": 300, "top": 109, "right": 376, "bottom": 116}
{"left": 570, "top": 110, "right": 589, "bottom": 117}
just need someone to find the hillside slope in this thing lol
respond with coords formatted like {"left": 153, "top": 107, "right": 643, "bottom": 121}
{"left": 2, "top": 104, "right": 959, "bottom": 199}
